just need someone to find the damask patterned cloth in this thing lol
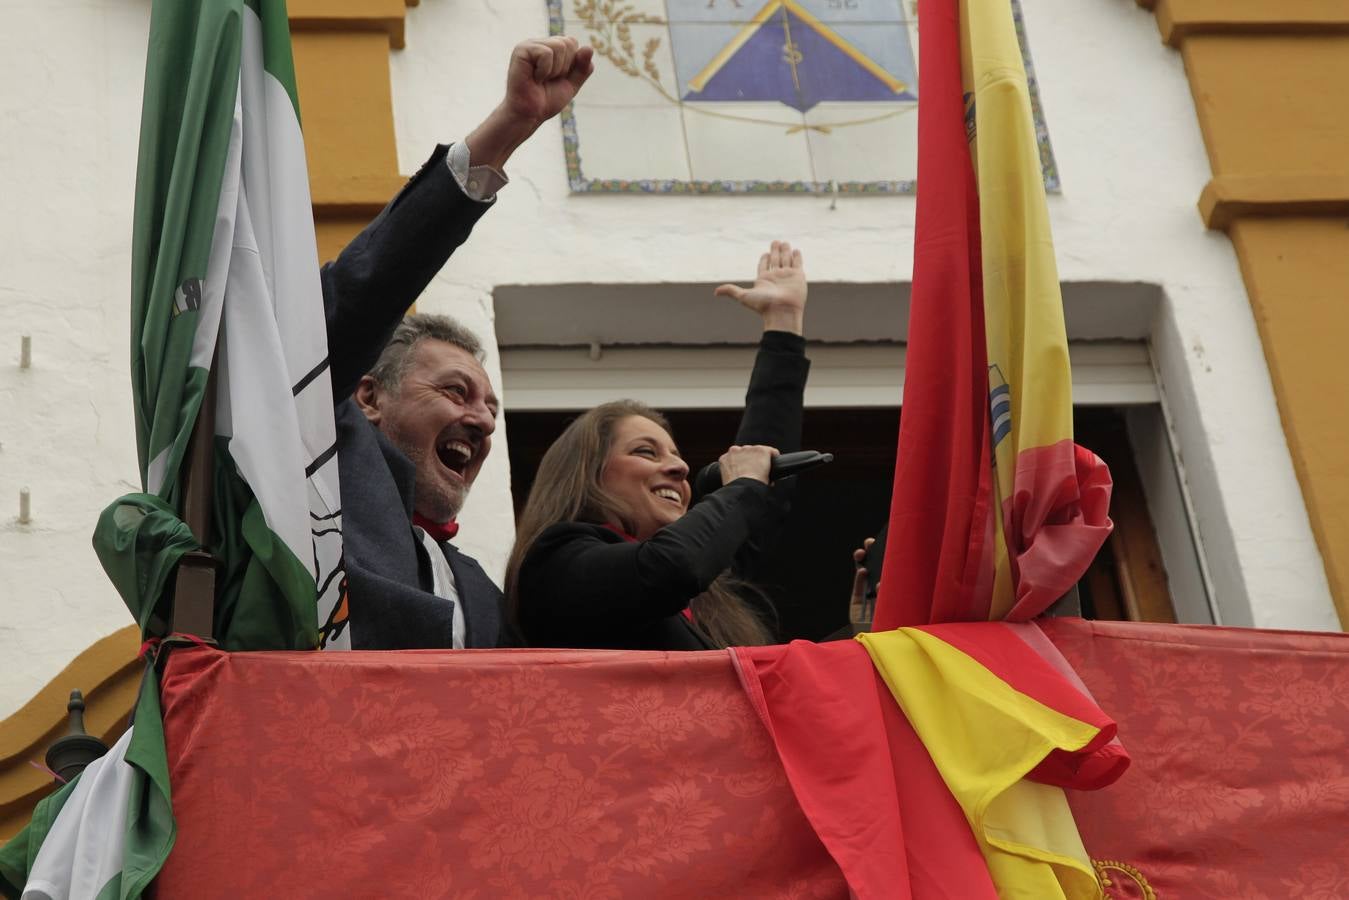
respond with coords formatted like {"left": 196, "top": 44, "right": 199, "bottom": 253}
{"left": 153, "top": 647, "right": 847, "bottom": 899}
{"left": 152, "top": 621, "right": 1349, "bottom": 898}
{"left": 1043, "top": 618, "right": 1349, "bottom": 900}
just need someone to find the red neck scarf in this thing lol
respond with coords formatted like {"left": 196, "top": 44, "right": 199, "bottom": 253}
{"left": 601, "top": 522, "right": 638, "bottom": 543}
{"left": 414, "top": 513, "right": 459, "bottom": 543}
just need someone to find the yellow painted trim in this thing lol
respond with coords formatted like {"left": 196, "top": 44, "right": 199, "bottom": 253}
{"left": 291, "top": 26, "right": 401, "bottom": 262}
{"left": 1227, "top": 219, "right": 1349, "bottom": 629}
{"left": 1140, "top": 1, "right": 1349, "bottom": 628}
{"left": 1199, "top": 175, "right": 1349, "bottom": 230}
{"left": 0, "top": 626, "right": 141, "bottom": 840}
{"left": 1156, "top": 0, "right": 1349, "bottom": 47}
{"left": 308, "top": 173, "right": 410, "bottom": 217}
{"left": 289, "top": 0, "right": 408, "bottom": 50}
{"left": 0, "top": 627, "right": 139, "bottom": 764}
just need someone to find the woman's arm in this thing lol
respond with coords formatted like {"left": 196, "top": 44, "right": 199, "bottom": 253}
{"left": 713, "top": 244, "right": 811, "bottom": 582}
{"left": 716, "top": 242, "right": 810, "bottom": 451}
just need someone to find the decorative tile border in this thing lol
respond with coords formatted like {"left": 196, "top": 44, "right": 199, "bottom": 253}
{"left": 552, "top": 0, "right": 1059, "bottom": 195}
{"left": 1015, "top": 0, "right": 1061, "bottom": 192}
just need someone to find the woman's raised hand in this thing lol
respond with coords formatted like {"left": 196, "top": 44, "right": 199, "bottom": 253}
{"left": 714, "top": 241, "right": 807, "bottom": 336}
{"left": 718, "top": 444, "right": 779, "bottom": 486}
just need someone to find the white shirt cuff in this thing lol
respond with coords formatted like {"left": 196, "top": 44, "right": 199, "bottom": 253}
{"left": 446, "top": 141, "right": 508, "bottom": 203}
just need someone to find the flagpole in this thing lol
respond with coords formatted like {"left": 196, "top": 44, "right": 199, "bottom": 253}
{"left": 171, "top": 362, "right": 219, "bottom": 643}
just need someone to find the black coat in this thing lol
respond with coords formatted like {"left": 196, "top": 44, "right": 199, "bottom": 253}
{"left": 517, "top": 332, "right": 810, "bottom": 650}
{"left": 323, "top": 145, "right": 503, "bottom": 649}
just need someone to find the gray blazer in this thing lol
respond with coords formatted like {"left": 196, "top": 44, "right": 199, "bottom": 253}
{"left": 322, "top": 145, "right": 502, "bottom": 649}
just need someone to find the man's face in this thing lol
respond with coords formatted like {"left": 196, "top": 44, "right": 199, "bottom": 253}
{"left": 358, "top": 339, "right": 499, "bottom": 523}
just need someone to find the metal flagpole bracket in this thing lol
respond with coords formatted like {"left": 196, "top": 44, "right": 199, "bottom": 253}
{"left": 45, "top": 690, "right": 109, "bottom": 785}
{"left": 171, "top": 550, "right": 220, "bottom": 641}
{"left": 171, "top": 363, "right": 220, "bottom": 646}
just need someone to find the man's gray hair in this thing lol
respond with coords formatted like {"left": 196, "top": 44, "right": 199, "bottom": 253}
{"left": 368, "top": 313, "right": 486, "bottom": 392}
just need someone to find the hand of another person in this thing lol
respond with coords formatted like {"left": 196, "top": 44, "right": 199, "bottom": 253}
{"left": 718, "top": 444, "right": 779, "bottom": 486}
{"left": 714, "top": 241, "right": 807, "bottom": 336}
{"left": 849, "top": 537, "right": 876, "bottom": 633}
{"left": 466, "top": 37, "right": 595, "bottom": 171}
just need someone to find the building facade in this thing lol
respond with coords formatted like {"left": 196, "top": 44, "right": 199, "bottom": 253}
{"left": 2, "top": 0, "right": 1347, "bottom": 834}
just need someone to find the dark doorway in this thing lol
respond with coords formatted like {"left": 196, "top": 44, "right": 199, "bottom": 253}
{"left": 506, "top": 405, "right": 1174, "bottom": 641}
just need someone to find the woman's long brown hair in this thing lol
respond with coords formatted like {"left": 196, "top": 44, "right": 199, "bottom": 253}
{"left": 505, "top": 400, "right": 775, "bottom": 648}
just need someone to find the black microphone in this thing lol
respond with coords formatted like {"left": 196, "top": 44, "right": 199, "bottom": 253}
{"left": 693, "top": 450, "right": 834, "bottom": 500}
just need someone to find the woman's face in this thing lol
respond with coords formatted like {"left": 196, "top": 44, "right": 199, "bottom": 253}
{"left": 600, "top": 415, "right": 691, "bottom": 540}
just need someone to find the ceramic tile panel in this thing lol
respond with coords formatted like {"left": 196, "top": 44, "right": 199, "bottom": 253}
{"left": 668, "top": 22, "right": 755, "bottom": 99}
{"left": 569, "top": 104, "right": 693, "bottom": 181}
{"left": 907, "top": 21, "right": 920, "bottom": 86}
{"left": 792, "top": 0, "right": 907, "bottom": 25}
{"left": 567, "top": 20, "right": 680, "bottom": 108}
{"left": 804, "top": 101, "right": 918, "bottom": 186}
{"left": 571, "top": 0, "right": 669, "bottom": 24}
{"left": 682, "top": 101, "right": 814, "bottom": 183}
{"left": 664, "top": 0, "right": 760, "bottom": 25}
{"left": 552, "top": 0, "right": 1057, "bottom": 193}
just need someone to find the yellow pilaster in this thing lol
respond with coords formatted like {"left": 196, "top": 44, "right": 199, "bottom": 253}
{"left": 1142, "top": 0, "right": 1349, "bottom": 626}
{"left": 291, "top": 3, "right": 413, "bottom": 262}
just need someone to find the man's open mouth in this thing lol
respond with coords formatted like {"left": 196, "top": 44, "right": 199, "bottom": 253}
{"left": 436, "top": 439, "right": 474, "bottom": 476}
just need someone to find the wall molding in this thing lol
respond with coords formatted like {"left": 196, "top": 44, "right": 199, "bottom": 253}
{"left": 289, "top": 0, "right": 410, "bottom": 50}
{"left": 0, "top": 626, "right": 140, "bottom": 839}
{"left": 1200, "top": 175, "right": 1349, "bottom": 230}
{"left": 1151, "top": 0, "right": 1349, "bottom": 47}
{"left": 1139, "top": 0, "right": 1349, "bottom": 627}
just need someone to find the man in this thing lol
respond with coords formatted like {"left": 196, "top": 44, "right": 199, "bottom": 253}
{"left": 321, "top": 36, "right": 592, "bottom": 649}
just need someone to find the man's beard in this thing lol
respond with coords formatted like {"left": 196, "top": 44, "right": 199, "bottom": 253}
{"left": 403, "top": 444, "right": 466, "bottom": 523}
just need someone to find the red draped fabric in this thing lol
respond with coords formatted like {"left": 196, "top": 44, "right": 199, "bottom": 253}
{"left": 152, "top": 621, "right": 1349, "bottom": 898}
{"left": 154, "top": 648, "right": 845, "bottom": 899}
{"left": 733, "top": 639, "right": 998, "bottom": 899}
{"left": 1044, "top": 618, "right": 1349, "bottom": 899}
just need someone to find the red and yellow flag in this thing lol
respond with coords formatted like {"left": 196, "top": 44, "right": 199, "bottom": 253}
{"left": 732, "top": 626, "right": 1128, "bottom": 899}
{"left": 858, "top": 625, "right": 1117, "bottom": 899}
{"left": 875, "top": 0, "right": 1112, "bottom": 629}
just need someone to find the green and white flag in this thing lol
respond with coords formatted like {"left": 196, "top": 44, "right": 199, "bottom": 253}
{"left": 124, "top": 0, "right": 347, "bottom": 653}
{"left": 0, "top": 674, "right": 171, "bottom": 900}
{"left": 0, "top": 0, "right": 344, "bottom": 896}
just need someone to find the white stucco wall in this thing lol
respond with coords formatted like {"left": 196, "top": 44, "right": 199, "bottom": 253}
{"left": 0, "top": 0, "right": 152, "bottom": 718}
{"left": 0, "top": 0, "right": 1338, "bottom": 719}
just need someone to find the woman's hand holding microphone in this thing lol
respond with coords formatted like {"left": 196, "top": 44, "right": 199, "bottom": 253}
{"left": 718, "top": 445, "right": 779, "bottom": 486}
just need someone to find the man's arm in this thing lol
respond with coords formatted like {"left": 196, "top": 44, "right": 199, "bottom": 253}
{"left": 322, "top": 148, "right": 485, "bottom": 401}
{"left": 465, "top": 37, "right": 594, "bottom": 171}
{"left": 323, "top": 37, "right": 594, "bottom": 400}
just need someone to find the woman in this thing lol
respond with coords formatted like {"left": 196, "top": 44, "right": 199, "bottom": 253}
{"left": 505, "top": 242, "right": 810, "bottom": 650}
